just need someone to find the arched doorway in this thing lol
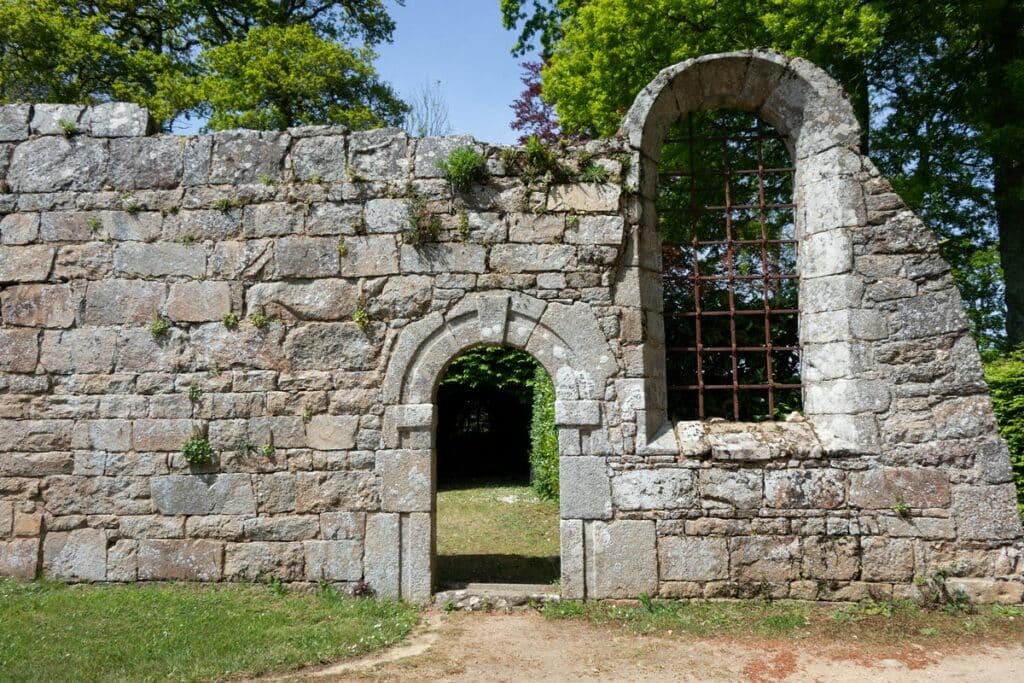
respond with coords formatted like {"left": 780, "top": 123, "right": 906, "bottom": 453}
{"left": 434, "top": 346, "right": 560, "bottom": 587}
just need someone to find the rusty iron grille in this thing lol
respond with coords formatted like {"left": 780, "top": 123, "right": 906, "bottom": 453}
{"left": 659, "top": 111, "right": 801, "bottom": 421}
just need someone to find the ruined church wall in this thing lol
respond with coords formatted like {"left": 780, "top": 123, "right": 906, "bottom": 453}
{"left": 0, "top": 49, "right": 1021, "bottom": 604}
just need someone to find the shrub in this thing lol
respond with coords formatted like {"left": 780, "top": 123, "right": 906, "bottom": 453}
{"left": 985, "top": 346, "right": 1024, "bottom": 517}
{"left": 404, "top": 192, "right": 441, "bottom": 246}
{"left": 529, "top": 364, "right": 559, "bottom": 500}
{"left": 437, "top": 146, "right": 488, "bottom": 192}
{"left": 181, "top": 434, "right": 215, "bottom": 466}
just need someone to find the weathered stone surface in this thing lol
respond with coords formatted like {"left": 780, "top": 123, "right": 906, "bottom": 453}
{"left": 43, "top": 528, "right": 107, "bottom": 581}
{"left": 209, "top": 130, "right": 288, "bottom": 184}
{"left": 85, "top": 103, "right": 151, "bottom": 137}
{"left": 242, "top": 516, "right": 319, "bottom": 541}
{"left": 274, "top": 236, "right": 339, "bottom": 278}
{"left": 7, "top": 136, "right": 107, "bottom": 192}
{"left": 0, "top": 104, "right": 31, "bottom": 141}
{"left": 861, "top": 536, "right": 915, "bottom": 581}
{"left": 0, "top": 329, "right": 39, "bottom": 372}
{"left": 401, "top": 512, "right": 431, "bottom": 601}
{"left": 85, "top": 280, "right": 165, "bottom": 325}
{"left": 586, "top": 520, "right": 657, "bottom": 598}
{"left": 491, "top": 244, "right": 573, "bottom": 272}
{"left": 764, "top": 469, "right": 845, "bottom": 509}
{"left": 952, "top": 484, "right": 1023, "bottom": 541}
{"left": 0, "top": 537, "right": 38, "bottom": 578}
{"left": 802, "top": 536, "right": 859, "bottom": 580}
{"left": 0, "top": 213, "right": 39, "bottom": 245}
{"left": 137, "top": 539, "right": 223, "bottom": 580}
{"left": 150, "top": 474, "right": 256, "bottom": 515}
{"left": 320, "top": 512, "right": 365, "bottom": 540}
{"left": 339, "top": 235, "right": 400, "bottom": 277}
{"left": 166, "top": 281, "right": 231, "bottom": 322}
{"left": 364, "top": 512, "right": 400, "bottom": 598}
{"left": 295, "top": 471, "right": 376, "bottom": 513}
{"left": 291, "top": 135, "right": 347, "bottom": 182}
{"left": 304, "top": 540, "right": 361, "bottom": 581}
{"left": 307, "top": 203, "right": 363, "bottom": 235}
{"left": 548, "top": 183, "right": 620, "bottom": 212}
{"left": 284, "top": 323, "right": 382, "bottom": 371}
{"left": 40, "top": 328, "right": 117, "bottom": 373}
{"left": 400, "top": 243, "right": 486, "bottom": 274}
{"left": 0, "top": 246, "right": 54, "bottom": 282}
{"left": 224, "top": 541, "right": 304, "bottom": 580}
{"left": 306, "top": 415, "right": 359, "bottom": 450}
{"left": 348, "top": 128, "right": 408, "bottom": 181}
{"left": 1, "top": 284, "right": 78, "bottom": 327}
{"left": 612, "top": 468, "right": 697, "bottom": 510}
{"left": 560, "top": 518, "right": 585, "bottom": 598}
{"left": 699, "top": 469, "right": 763, "bottom": 510}
{"left": 110, "top": 136, "right": 183, "bottom": 189}
{"left": 730, "top": 536, "right": 801, "bottom": 581}
{"left": 560, "top": 457, "right": 612, "bottom": 520}
{"left": 848, "top": 468, "right": 950, "bottom": 509}
{"left": 247, "top": 280, "right": 355, "bottom": 321}
{"left": 659, "top": 536, "right": 729, "bottom": 581}
{"left": 377, "top": 450, "right": 431, "bottom": 512}
{"left": 114, "top": 243, "right": 205, "bottom": 278}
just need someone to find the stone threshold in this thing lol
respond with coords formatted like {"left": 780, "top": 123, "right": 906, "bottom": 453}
{"left": 434, "top": 583, "right": 561, "bottom": 611}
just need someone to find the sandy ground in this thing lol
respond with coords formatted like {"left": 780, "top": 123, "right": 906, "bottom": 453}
{"left": 273, "top": 610, "right": 1024, "bottom": 683}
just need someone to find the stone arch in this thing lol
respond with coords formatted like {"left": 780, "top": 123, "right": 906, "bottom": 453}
{"left": 619, "top": 49, "right": 877, "bottom": 452}
{"left": 379, "top": 291, "right": 618, "bottom": 601}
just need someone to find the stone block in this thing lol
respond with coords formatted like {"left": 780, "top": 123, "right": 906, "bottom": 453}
{"left": 729, "top": 536, "right": 801, "bottom": 582}
{"left": 163, "top": 209, "right": 239, "bottom": 242}
{"left": 209, "top": 130, "right": 289, "bottom": 184}
{"left": 800, "top": 229, "right": 852, "bottom": 278}
{"left": 348, "top": 128, "right": 408, "bottom": 181}
{"left": 508, "top": 213, "right": 563, "bottom": 242}
{"left": 85, "top": 280, "right": 165, "bottom": 325}
{"left": 106, "top": 539, "right": 137, "bottom": 581}
{"left": 414, "top": 135, "right": 476, "bottom": 178}
{"left": 90, "top": 419, "right": 132, "bottom": 452}
{"left": 945, "top": 578, "right": 1024, "bottom": 605}
{"left": 291, "top": 135, "right": 347, "bottom": 182}
{"left": 658, "top": 536, "right": 729, "bottom": 581}
{"left": 190, "top": 322, "right": 286, "bottom": 371}
{"left": 401, "top": 513, "right": 432, "bottom": 602}
{"left": 338, "top": 235, "right": 400, "bottom": 277}
{"left": 321, "top": 512, "right": 365, "bottom": 540}
{"left": 115, "top": 327, "right": 191, "bottom": 373}
{"left": 699, "top": 469, "right": 763, "bottom": 510}
{"left": 166, "top": 281, "right": 231, "bottom": 322}
{"left": 554, "top": 400, "right": 601, "bottom": 426}
{"left": 764, "top": 469, "right": 845, "bottom": 509}
{"left": 952, "top": 484, "right": 1023, "bottom": 541}
{"left": 364, "top": 198, "right": 410, "bottom": 233}
{"left": 273, "top": 236, "right": 339, "bottom": 278}
{"left": 85, "top": 102, "right": 151, "bottom": 136}
{"left": 861, "top": 536, "right": 915, "bottom": 581}
{"left": 243, "top": 202, "right": 303, "bottom": 238}
{"left": 0, "top": 245, "right": 54, "bottom": 282}
{"left": 42, "top": 528, "right": 107, "bottom": 581}
{"left": 242, "top": 516, "right": 319, "bottom": 541}
{"left": 1, "top": 284, "right": 78, "bottom": 328}
{"left": 150, "top": 474, "right": 256, "bottom": 515}
{"left": 804, "top": 378, "right": 890, "bottom": 414}
{"left": 848, "top": 467, "right": 950, "bottom": 510}
{"left": 7, "top": 136, "right": 107, "bottom": 192}
{"left": 800, "top": 274, "right": 864, "bottom": 313}
{"left": 29, "top": 104, "right": 84, "bottom": 135}
{"left": 255, "top": 473, "right": 296, "bottom": 514}
{"left": 547, "top": 183, "right": 621, "bottom": 212}
{"left": 585, "top": 520, "right": 657, "bottom": 598}
{"left": 224, "top": 542, "right": 304, "bottom": 581}
{"left": 304, "top": 540, "right": 362, "bottom": 581}
{"left": 364, "top": 513, "right": 400, "bottom": 598}
{"left": 247, "top": 280, "right": 356, "bottom": 321}
{"left": 560, "top": 457, "right": 612, "bottom": 520}
{"left": 0, "top": 214, "right": 39, "bottom": 245}
{"left": 0, "top": 501, "right": 11, "bottom": 537}
{"left": 490, "top": 244, "right": 573, "bottom": 272}
{"left": 0, "top": 329, "right": 39, "bottom": 372}
{"left": 612, "top": 468, "right": 697, "bottom": 510}
{"left": 0, "top": 538, "right": 38, "bottom": 579}
{"left": 307, "top": 202, "right": 362, "bottom": 236}
{"left": 138, "top": 540, "right": 223, "bottom": 580}
{"left": 568, "top": 215, "right": 625, "bottom": 245}
{"left": 560, "top": 518, "right": 585, "bottom": 598}
{"left": 801, "top": 536, "right": 859, "bottom": 580}
{"left": 400, "top": 243, "right": 486, "bottom": 274}
{"left": 114, "top": 242, "right": 205, "bottom": 278}
{"left": 109, "top": 136, "right": 182, "bottom": 188}
{"left": 284, "top": 322, "right": 382, "bottom": 371}
{"left": 294, "top": 471, "right": 376, "bottom": 513}
{"left": 132, "top": 419, "right": 195, "bottom": 452}
{"left": 40, "top": 328, "right": 117, "bottom": 373}
{"left": 377, "top": 450, "right": 431, "bottom": 512}
{"left": 0, "top": 104, "right": 31, "bottom": 141}
{"left": 306, "top": 415, "right": 359, "bottom": 450}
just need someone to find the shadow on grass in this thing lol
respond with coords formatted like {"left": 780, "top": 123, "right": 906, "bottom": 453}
{"left": 437, "top": 553, "right": 560, "bottom": 587}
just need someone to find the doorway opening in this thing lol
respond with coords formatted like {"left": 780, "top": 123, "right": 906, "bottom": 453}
{"left": 434, "top": 346, "right": 560, "bottom": 588}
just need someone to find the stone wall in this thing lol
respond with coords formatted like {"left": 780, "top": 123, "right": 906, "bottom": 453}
{"left": 0, "top": 50, "right": 1021, "bottom": 604}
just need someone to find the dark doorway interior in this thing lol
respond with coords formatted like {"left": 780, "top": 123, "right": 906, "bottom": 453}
{"left": 434, "top": 346, "right": 560, "bottom": 588}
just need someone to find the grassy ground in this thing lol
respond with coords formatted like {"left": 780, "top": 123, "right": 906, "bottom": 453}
{"left": 543, "top": 596, "right": 1024, "bottom": 646}
{"left": 0, "top": 580, "right": 418, "bottom": 682}
{"left": 436, "top": 481, "right": 560, "bottom": 586}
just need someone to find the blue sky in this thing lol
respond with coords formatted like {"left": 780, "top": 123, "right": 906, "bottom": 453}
{"left": 375, "top": 0, "right": 531, "bottom": 143}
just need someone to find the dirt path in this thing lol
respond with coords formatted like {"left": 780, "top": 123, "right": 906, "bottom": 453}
{"left": 277, "top": 610, "right": 1024, "bottom": 682}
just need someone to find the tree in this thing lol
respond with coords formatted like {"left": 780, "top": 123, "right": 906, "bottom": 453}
{"left": 0, "top": 0, "right": 407, "bottom": 131}
{"left": 509, "top": 60, "right": 561, "bottom": 143}
{"left": 503, "top": 0, "right": 1022, "bottom": 348}
{"left": 402, "top": 79, "right": 452, "bottom": 137}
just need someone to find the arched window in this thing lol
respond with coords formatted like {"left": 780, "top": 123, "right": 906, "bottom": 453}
{"left": 660, "top": 110, "right": 800, "bottom": 421}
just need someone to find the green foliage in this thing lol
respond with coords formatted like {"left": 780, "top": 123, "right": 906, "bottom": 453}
{"left": 579, "top": 161, "right": 609, "bottom": 183}
{"left": 222, "top": 312, "right": 239, "bottom": 329}
{"left": 352, "top": 307, "right": 370, "bottom": 329}
{"left": 187, "top": 385, "right": 202, "bottom": 402}
{"left": 529, "top": 364, "right": 559, "bottom": 500}
{"left": 984, "top": 347, "right": 1024, "bottom": 516}
{"left": 404, "top": 193, "right": 441, "bottom": 246}
{"left": 337, "top": 238, "right": 349, "bottom": 257}
{"left": 181, "top": 434, "right": 214, "bottom": 466}
{"left": 57, "top": 118, "right": 78, "bottom": 136}
{"left": 148, "top": 315, "right": 170, "bottom": 339}
{"left": 200, "top": 23, "right": 407, "bottom": 131}
{"left": 437, "top": 146, "right": 488, "bottom": 192}
{"left": 915, "top": 569, "right": 976, "bottom": 614}
{"left": 440, "top": 346, "right": 539, "bottom": 404}
{"left": 892, "top": 499, "right": 911, "bottom": 518}
{"left": 457, "top": 210, "right": 471, "bottom": 242}
{"left": 0, "top": 580, "right": 418, "bottom": 681}
{"left": 0, "top": 1, "right": 407, "bottom": 131}
{"left": 249, "top": 312, "right": 271, "bottom": 329}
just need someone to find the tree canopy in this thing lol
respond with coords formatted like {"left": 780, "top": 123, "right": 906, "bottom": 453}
{"left": 0, "top": 0, "right": 407, "bottom": 131}
{"left": 504, "top": 0, "right": 1023, "bottom": 349}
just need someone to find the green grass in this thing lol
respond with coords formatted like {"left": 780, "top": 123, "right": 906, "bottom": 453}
{"left": 436, "top": 481, "right": 559, "bottom": 586}
{"left": 0, "top": 580, "right": 419, "bottom": 682}
{"left": 543, "top": 597, "right": 1024, "bottom": 645}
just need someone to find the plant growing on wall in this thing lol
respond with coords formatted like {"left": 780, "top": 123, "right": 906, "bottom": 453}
{"left": 181, "top": 434, "right": 214, "bottom": 466}
{"left": 437, "top": 146, "right": 488, "bottom": 192}
{"left": 404, "top": 193, "right": 441, "bottom": 246}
